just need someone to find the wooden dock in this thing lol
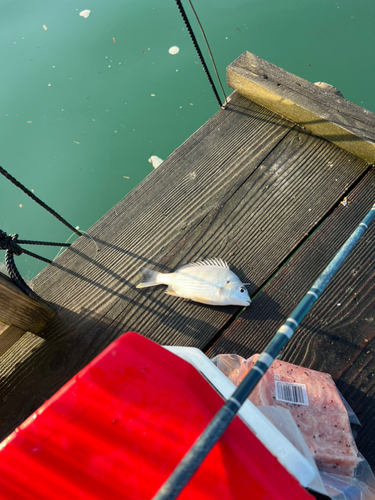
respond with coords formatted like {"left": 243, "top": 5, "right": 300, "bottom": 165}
{"left": 1, "top": 52, "right": 374, "bottom": 475}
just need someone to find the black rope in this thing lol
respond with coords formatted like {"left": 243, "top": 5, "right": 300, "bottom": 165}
{"left": 174, "top": 0, "right": 225, "bottom": 109}
{"left": 187, "top": 0, "right": 227, "bottom": 106}
{"left": 16, "top": 239, "right": 70, "bottom": 247}
{"left": 0, "top": 166, "right": 82, "bottom": 237}
{"left": 5, "top": 248, "right": 37, "bottom": 300}
{"left": 0, "top": 230, "right": 71, "bottom": 300}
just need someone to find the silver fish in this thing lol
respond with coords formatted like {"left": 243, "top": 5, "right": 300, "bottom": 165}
{"left": 136, "top": 258, "right": 251, "bottom": 306}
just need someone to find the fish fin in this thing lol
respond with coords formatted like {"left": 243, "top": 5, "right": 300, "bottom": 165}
{"left": 177, "top": 258, "right": 229, "bottom": 271}
{"left": 136, "top": 267, "right": 161, "bottom": 288}
{"left": 165, "top": 287, "right": 180, "bottom": 297}
{"left": 217, "top": 284, "right": 229, "bottom": 296}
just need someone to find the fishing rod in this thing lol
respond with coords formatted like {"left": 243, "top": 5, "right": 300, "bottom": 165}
{"left": 152, "top": 202, "right": 375, "bottom": 500}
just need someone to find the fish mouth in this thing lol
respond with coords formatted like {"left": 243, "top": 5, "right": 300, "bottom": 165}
{"left": 239, "top": 299, "right": 251, "bottom": 306}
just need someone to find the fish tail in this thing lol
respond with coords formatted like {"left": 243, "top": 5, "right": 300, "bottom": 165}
{"left": 136, "top": 267, "right": 161, "bottom": 288}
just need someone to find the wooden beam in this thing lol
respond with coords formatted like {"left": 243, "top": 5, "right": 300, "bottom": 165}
{"left": 0, "top": 324, "right": 26, "bottom": 357}
{"left": 0, "top": 272, "right": 56, "bottom": 335}
{"left": 227, "top": 52, "right": 375, "bottom": 164}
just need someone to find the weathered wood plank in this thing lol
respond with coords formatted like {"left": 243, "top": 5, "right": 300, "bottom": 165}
{"left": 227, "top": 52, "right": 375, "bottom": 163}
{"left": 207, "top": 169, "right": 375, "bottom": 468}
{"left": 0, "top": 331, "right": 46, "bottom": 430}
{"left": 0, "top": 325, "right": 26, "bottom": 357}
{"left": 104, "top": 127, "right": 369, "bottom": 349}
{"left": 0, "top": 93, "right": 369, "bottom": 443}
{"left": 31, "top": 93, "right": 295, "bottom": 344}
{"left": 0, "top": 272, "right": 55, "bottom": 334}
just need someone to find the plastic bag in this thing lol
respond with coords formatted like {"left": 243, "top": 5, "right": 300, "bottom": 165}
{"left": 212, "top": 353, "right": 361, "bottom": 477}
{"left": 257, "top": 407, "right": 375, "bottom": 499}
{"left": 337, "top": 390, "right": 361, "bottom": 427}
{"left": 257, "top": 406, "right": 327, "bottom": 496}
{"left": 319, "top": 458, "right": 375, "bottom": 500}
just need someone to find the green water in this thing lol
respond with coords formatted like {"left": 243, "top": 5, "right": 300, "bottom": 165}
{"left": 1, "top": 0, "right": 374, "bottom": 280}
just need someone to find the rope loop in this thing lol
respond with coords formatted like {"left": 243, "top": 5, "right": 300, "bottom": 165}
{"left": 0, "top": 230, "right": 72, "bottom": 300}
{"left": 0, "top": 231, "right": 23, "bottom": 256}
{"left": 5, "top": 249, "right": 38, "bottom": 300}
{"left": 0, "top": 231, "right": 37, "bottom": 300}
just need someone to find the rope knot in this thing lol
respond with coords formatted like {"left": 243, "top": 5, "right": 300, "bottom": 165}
{"left": 0, "top": 227, "right": 72, "bottom": 301}
{"left": 0, "top": 231, "right": 23, "bottom": 256}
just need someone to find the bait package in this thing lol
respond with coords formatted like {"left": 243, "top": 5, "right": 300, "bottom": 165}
{"left": 213, "top": 354, "right": 375, "bottom": 498}
{"left": 212, "top": 354, "right": 360, "bottom": 477}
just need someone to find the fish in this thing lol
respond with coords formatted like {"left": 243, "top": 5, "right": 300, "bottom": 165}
{"left": 136, "top": 258, "right": 251, "bottom": 306}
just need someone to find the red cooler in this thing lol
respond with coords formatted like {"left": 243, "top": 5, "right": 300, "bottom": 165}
{"left": 0, "top": 332, "right": 313, "bottom": 499}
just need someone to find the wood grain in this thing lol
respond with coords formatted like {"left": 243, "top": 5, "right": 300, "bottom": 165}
{"left": 227, "top": 52, "right": 375, "bottom": 163}
{"left": 0, "top": 272, "right": 55, "bottom": 334}
{"left": 32, "top": 93, "right": 295, "bottom": 345}
{"left": 207, "top": 169, "right": 375, "bottom": 468}
{"left": 0, "top": 325, "right": 26, "bottom": 357}
{"left": 105, "top": 127, "right": 369, "bottom": 350}
{"left": 0, "top": 332, "right": 46, "bottom": 429}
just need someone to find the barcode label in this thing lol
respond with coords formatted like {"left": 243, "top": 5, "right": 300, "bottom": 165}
{"left": 275, "top": 381, "right": 309, "bottom": 405}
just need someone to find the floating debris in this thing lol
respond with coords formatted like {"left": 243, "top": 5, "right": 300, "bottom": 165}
{"left": 112, "top": 37, "right": 116, "bottom": 43}
{"left": 27, "top": 121, "right": 32, "bottom": 124}
{"left": 43, "top": 25, "right": 47, "bottom": 31}
{"left": 148, "top": 156, "right": 163, "bottom": 169}
{"left": 73, "top": 141, "right": 80, "bottom": 144}
{"left": 19, "top": 204, "right": 23, "bottom": 208}
{"left": 150, "top": 94, "right": 155, "bottom": 97}
{"left": 79, "top": 9, "right": 91, "bottom": 18}
{"left": 123, "top": 176, "right": 130, "bottom": 179}
{"left": 168, "top": 46, "right": 179, "bottom": 55}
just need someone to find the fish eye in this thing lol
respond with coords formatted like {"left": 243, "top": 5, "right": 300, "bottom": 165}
{"left": 239, "top": 287, "right": 245, "bottom": 293}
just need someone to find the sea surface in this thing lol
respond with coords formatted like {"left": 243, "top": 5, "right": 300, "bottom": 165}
{"left": 1, "top": 0, "right": 374, "bottom": 279}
